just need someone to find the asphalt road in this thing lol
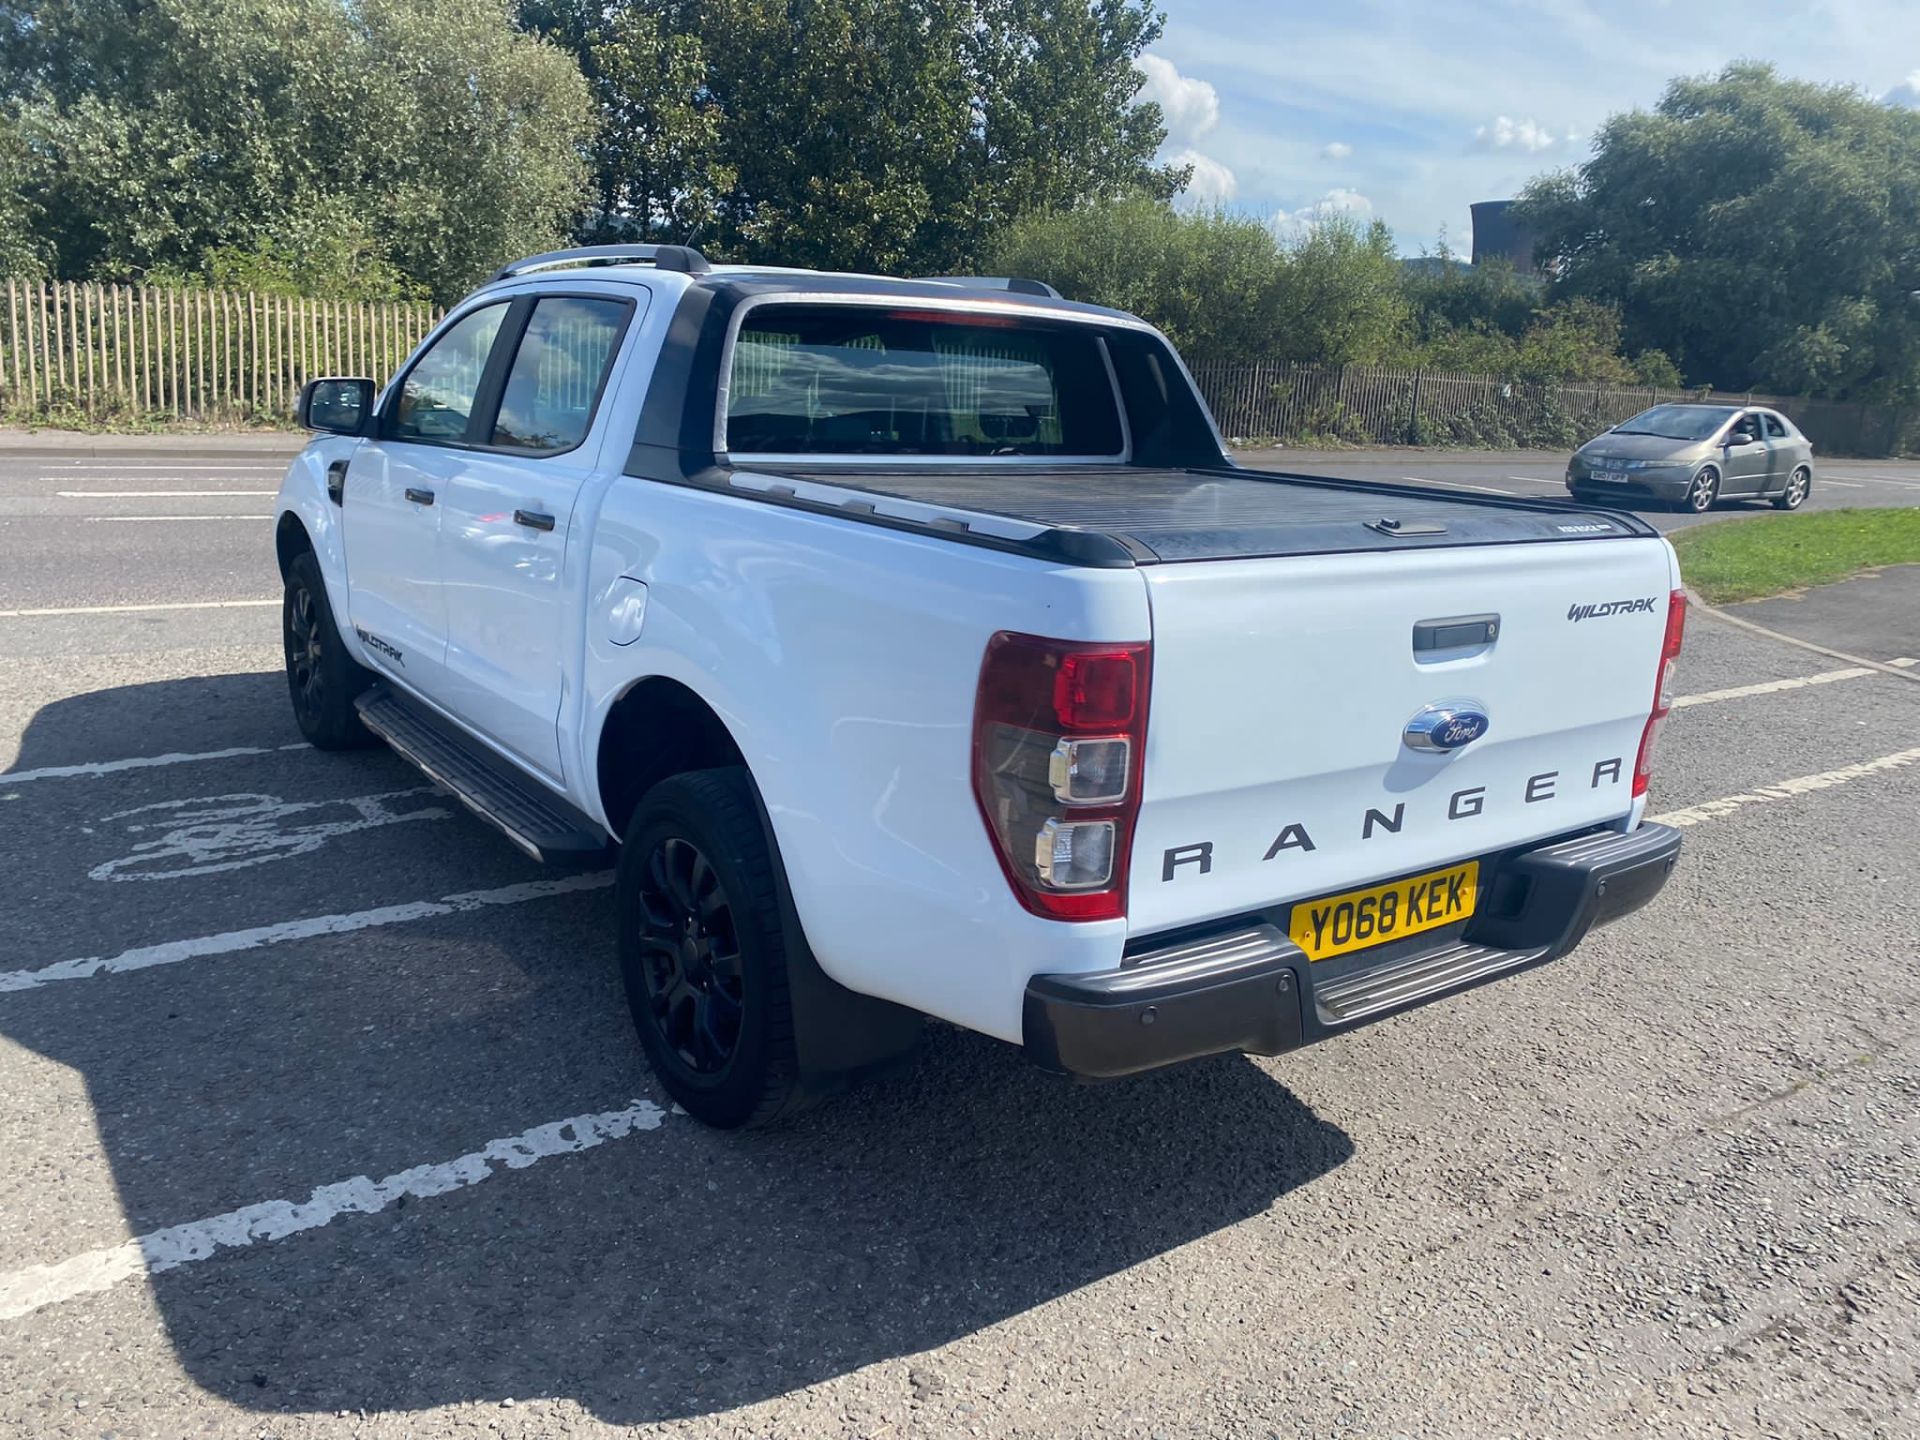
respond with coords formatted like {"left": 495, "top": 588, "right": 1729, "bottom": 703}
{"left": 3, "top": 440, "right": 1919, "bottom": 1440}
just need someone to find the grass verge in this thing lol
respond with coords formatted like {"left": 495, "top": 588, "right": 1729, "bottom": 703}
{"left": 1671, "top": 507, "right": 1920, "bottom": 604}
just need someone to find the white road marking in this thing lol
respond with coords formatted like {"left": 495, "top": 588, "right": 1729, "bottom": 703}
{"left": 85, "top": 515, "right": 274, "bottom": 523}
{"left": 0, "top": 1098, "right": 668, "bottom": 1321}
{"left": 1672, "top": 658, "right": 1918, "bottom": 709}
{"left": 0, "top": 599, "right": 278, "bottom": 618}
{"left": 0, "top": 872, "right": 612, "bottom": 993}
{"left": 3, "top": 743, "right": 308, "bottom": 786}
{"left": 1650, "top": 747, "right": 1920, "bottom": 828}
{"left": 0, "top": 737, "right": 1914, "bottom": 1318}
{"left": 57, "top": 489, "right": 276, "bottom": 498}
{"left": 1400, "top": 475, "right": 1516, "bottom": 495}
{"left": 1817, "top": 478, "right": 1866, "bottom": 488}
{"left": 88, "top": 788, "right": 451, "bottom": 883}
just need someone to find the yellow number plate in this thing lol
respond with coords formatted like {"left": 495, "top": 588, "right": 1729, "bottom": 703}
{"left": 1288, "top": 860, "right": 1480, "bottom": 963}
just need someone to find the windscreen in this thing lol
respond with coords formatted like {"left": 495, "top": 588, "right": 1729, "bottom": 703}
{"left": 1616, "top": 405, "right": 1736, "bottom": 441}
{"left": 724, "top": 305, "right": 1125, "bottom": 457}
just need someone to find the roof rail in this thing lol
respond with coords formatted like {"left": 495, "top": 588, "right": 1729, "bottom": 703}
{"left": 490, "top": 244, "right": 711, "bottom": 283}
{"left": 916, "top": 275, "right": 1062, "bottom": 299}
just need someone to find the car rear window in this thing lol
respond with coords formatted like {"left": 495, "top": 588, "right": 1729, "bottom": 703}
{"left": 724, "top": 305, "right": 1125, "bottom": 458}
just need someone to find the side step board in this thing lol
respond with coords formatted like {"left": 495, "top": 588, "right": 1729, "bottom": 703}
{"left": 355, "top": 685, "right": 610, "bottom": 866}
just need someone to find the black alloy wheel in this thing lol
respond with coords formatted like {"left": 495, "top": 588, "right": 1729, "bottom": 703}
{"left": 634, "top": 836, "right": 745, "bottom": 1075}
{"left": 282, "top": 550, "right": 375, "bottom": 749}
{"left": 616, "top": 767, "right": 802, "bottom": 1128}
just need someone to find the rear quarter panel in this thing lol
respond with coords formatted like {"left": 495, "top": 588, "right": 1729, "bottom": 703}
{"left": 579, "top": 481, "right": 1151, "bottom": 1043}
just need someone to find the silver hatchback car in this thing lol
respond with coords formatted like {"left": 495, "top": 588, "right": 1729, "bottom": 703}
{"left": 1567, "top": 403, "right": 1816, "bottom": 513}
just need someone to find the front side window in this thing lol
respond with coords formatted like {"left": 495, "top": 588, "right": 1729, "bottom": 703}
{"left": 492, "top": 296, "right": 632, "bottom": 453}
{"left": 725, "top": 305, "right": 1125, "bottom": 457}
{"left": 391, "top": 303, "right": 508, "bottom": 443}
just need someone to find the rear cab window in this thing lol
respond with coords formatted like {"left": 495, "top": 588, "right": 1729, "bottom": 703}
{"left": 723, "top": 304, "right": 1126, "bottom": 459}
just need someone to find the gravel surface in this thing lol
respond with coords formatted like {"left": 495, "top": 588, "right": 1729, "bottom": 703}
{"left": 2, "top": 444, "right": 1917, "bottom": 1439}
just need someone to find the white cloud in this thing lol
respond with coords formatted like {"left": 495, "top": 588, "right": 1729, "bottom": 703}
{"left": 1886, "top": 70, "right": 1920, "bottom": 107}
{"left": 1320, "top": 141, "right": 1353, "bottom": 160}
{"left": 1137, "top": 53, "right": 1236, "bottom": 209}
{"left": 1168, "top": 148, "right": 1238, "bottom": 206}
{"left": 1272, "top": 188, "right": 1374, "bottom": 234}
{"left": 1473, "top": 115, "right": 1564, "bottom": 153}
{"left": 1136, "top": 52, "right": 1221, "bottom": 147}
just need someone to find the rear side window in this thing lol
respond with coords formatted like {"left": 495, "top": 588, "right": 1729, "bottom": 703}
{"left": 724, "top": 305, "right": 1125, "bottom": 457}
{"left": 492, "top": 297, "right": 632, "bottom": 454}
{"left": 391, "top": 303, "right": 508, "bottom": 442}
{"left": 1763, "top": 413, "right": 1787, "bottom": 438}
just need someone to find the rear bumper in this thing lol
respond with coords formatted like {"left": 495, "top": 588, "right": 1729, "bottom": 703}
{"left": 1023, "top": 822, "right": 1681, "bottom": 1078}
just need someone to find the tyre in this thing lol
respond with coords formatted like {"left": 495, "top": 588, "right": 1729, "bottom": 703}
{"left": 1773, "top": 466, "right": 1811, "bottom": 511}
{"left": 283, "top": 550, "right": 377, "bottom": 750}
{"left": 1680, "top": 466, "right": 1720, "bottom": 514}
{"left": 617, "top": 767, "right": 803, "bottom": 1129}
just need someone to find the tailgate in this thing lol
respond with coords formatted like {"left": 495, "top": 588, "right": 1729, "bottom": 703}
{"left": 1128, "top": 537, "right": 1677, "bottom": 936}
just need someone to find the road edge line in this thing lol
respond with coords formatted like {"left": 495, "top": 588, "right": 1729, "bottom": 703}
{"left": 1685, "top": 590, "right": 1920, "bottom": 685}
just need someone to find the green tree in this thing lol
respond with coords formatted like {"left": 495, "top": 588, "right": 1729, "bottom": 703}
{"left": 584, "top": 5, "right": 730, "bottom": 243}
{"left": 519, "top": 0, "right": 1182, "bottom": 273}
{"left": 1268, "top": 216, "right": 1408, "bottom": 366}
{"left": 3, "top": 0, "right": 593, "bottom": 301}
{"left": 1517, "top": 63, "right": 1920, "bottom": 400}
{"left": 989, "top": 197, "right": 1282, "bottom": 365}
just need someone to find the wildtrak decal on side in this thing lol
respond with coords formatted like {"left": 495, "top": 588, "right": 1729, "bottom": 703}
{"left": 356, "top": 627, "right": 405, "bottom": 667}
{"left": 1159, "top": 756, "right": 1627, "bottom": 882}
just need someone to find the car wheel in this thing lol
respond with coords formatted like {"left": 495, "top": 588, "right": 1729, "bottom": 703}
{"left": 283, "top": 551, "right": 377, "bottom": 750}
{"left": 1681, "top": 466, "right": 1720, "bottom": 514}
{"left": 617, "top": 767, "right": 803, "bottom": 1129}
{"left": 1773, "top": 466, "right": 1811, "bottom": 511}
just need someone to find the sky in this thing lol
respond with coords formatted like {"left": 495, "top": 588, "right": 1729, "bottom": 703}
{"left": 1136, "top": 0, "right": 1920, "bottom": 253}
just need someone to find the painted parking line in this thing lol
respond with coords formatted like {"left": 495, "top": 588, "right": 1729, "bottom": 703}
{"left": 0, "top": 599, "right": 278, "bottom": 618}
{"left": 56, "top": 489, "right": 276, "bottom": 498}
{"left": 1650, "top": 746, "right": 1920, "bottom": 828}
{"left": 0, "top": 1098, "right": 669, "bottom": 1321}
{"left": 0, "top": 872, "right": 611, "bottom": 994}
{"left": 0, "top": 744, "right": 1913, "bottom": 1321}
{"left": 1672, "top": 658, "right": 1918, "bottom": 709}
{"left": 3, "top": 743, "right": 309, "bottom": 787}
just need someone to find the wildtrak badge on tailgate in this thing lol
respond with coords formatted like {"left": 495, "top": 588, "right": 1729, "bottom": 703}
{"left": 1567, "top": 597, "right": 1657, "bottom": 622}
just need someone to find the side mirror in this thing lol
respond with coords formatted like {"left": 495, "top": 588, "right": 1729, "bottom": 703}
{"left": 297, "top": 377, "right": 376, "bottom": 436}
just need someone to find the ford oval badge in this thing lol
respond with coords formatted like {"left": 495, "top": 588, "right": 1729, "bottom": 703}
{"left": 1404, "top": 703, "right": 1490, "bottom": 753}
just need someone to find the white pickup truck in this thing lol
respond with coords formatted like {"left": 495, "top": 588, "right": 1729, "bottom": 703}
{"left": 276, "top": 245, "right": 1685, "bottom": 1127}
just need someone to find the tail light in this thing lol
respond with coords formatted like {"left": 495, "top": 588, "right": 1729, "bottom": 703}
{"left": 1633, "top": 590, "right": 1688, "bottom": 797}
{"left": 972, "top": 632, "right": 1150, "bottom": 920}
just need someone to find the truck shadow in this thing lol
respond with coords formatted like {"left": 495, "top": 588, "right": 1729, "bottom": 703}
{"left": 3, "top": 673, "right": 1354, "bottom": 1425}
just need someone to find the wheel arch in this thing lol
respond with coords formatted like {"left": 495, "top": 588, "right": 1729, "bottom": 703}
{"left": 594, "top": 674, "right": 749, "bottom": 842}
{"left": 596, "top": 672, "right": 925, "bottom": 1082}
{"left": 275, "top": 511, "right": 314, "bottom": 578}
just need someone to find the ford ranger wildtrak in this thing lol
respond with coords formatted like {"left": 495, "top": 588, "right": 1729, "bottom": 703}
{"left": 275, "top": 245, "right": 1685, "bottom": 1127}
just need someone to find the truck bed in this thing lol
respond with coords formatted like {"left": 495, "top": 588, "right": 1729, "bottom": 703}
{"left": 713, "top": 463, "right": 1658, "bottom": 566}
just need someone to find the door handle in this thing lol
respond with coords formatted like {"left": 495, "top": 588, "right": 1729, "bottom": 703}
{"left": 404, "top": 486, "right": 435, "bottom": 506}
{"left": 513, "top": 509, "right": 556, "bottom": 532}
